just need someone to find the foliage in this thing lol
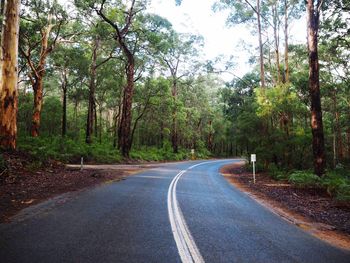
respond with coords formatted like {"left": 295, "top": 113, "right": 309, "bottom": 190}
{"left": 6, "top": 0, "right": 350, "bottom": 186}
{"left": 288, "top": 171, "right": 321, "bottom": 188}
{"left": 17, "top": 136, "right": 122, "bottom": 164}
{"left": 322, "top": 170, "right": 350, "bottom": 201}
{"left": 267, "top": 163, "right": 288, "bottom": 180}
{"left": 16, "top": 135, "right": 211, "bottom": 164}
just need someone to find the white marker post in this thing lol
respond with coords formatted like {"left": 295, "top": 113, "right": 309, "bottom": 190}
{"left": 251, "top": 154, "right": 256, "bottom": 184}
{"left": 80, "top": 157, "right": 84, "bottom": 171}
{"left": 191, "top": 149, "right": 195, "bottom": 160}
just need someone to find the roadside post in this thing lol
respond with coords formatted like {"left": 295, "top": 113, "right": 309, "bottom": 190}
{"left": 251, "top": 154, "right": 256, "bottom": 184}
{"left": 80, "top": 157, "right": 84, "bottom": 171}
{"left": 191, "top": 149, "right": 195, "bottom": 160}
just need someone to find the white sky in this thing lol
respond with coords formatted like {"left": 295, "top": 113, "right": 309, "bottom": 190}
{"left": 60, "top": 0, "right": 307, "bottom": 79}
{"left": 149, "top": 0, "right": 307, "bottom": 79}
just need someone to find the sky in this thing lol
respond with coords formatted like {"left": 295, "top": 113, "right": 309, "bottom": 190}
{"left": 148, "top": 0, "right": 307, "bottom": 79}
{"left": 60, "top": 0, "right": 307, "bottom": 79}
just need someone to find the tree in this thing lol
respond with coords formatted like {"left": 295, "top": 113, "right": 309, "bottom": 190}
{"left": 20, "top": 0, "right": 67, "bottom": 137}
{"left": 0, "top": 0, "right": 20, "bottom": 149}
{"left": 306, "top": 0, "right": 325, "bottom": 176}
{"left": 158, "top": 31, "right": 202, "bottom": 152}
{"left": 52, "top": 44, "right": 88, "bottom": 137}
{"left": 214, "top": 0, "right": 267, "bottom": 87}
{"left": 93, "top": 0, "right": 146, "bottom": 157}
{"left": 85, "top": 24, "right": 115, "bottom": 144}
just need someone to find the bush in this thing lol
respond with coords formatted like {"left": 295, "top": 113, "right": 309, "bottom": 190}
{"left": 17, "top": 136, "right": 210, "bottom": 164}
{"left": 288, "top": 170, "right": 321, "bottom": 188}
{"left": 17, "top": 136, "right": 122, "bottom": 164}
{"left": 322, "top": 171, "right": 350, "bottom": 201}
{"left": 245, "top": 161, "right": 265, "bottom": 173}
{"left": 267, "top": 163, "right": 288, "bottom": 180}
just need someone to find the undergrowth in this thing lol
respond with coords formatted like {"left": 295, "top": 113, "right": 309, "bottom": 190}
{"left": 263, "top": 163, "right": 350, "bottom": 201}
{"left": 17, "top": 136, "right": 210, "bottom": 165}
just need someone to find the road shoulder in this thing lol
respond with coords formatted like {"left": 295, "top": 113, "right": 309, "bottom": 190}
{"left": 0, "top": 158, "right": 160, "bottom": 223}
{"left": 220, "top": 161, "right": 350, "bottom": 250}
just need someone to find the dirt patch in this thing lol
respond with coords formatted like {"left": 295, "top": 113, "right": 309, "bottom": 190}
{"left": 220, "top": 162, "right": 350, "bottom": 250}
{"left": 0, "top": 151, "right": 152, "bottom": 223}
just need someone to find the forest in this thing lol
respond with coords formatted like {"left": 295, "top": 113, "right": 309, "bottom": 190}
{"left": 0, "top": 0, "right": 349, "bottom": 199}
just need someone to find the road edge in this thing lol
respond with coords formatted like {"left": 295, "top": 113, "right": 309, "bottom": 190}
{"left": 220, "top": 161, "right": 350, "bottom": 251}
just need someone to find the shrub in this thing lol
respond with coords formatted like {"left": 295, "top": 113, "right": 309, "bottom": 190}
{"left": 245, "top": 161, "right": 265, "bottom": 173}
{"left": 322, "top": 171, "right": 350, "bottom": 201}
{"left": 267, "top": 163, "right": 288, "bottom": 180}
{"left": 17, "top": 136, "right": 122, "bottom": 164}
{"left": 288, "top": 170, "right": 321, "bottom": 188}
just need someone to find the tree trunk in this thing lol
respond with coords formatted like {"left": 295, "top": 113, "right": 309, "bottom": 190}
{"left": 257, "top": 0, "right": 265, "bottom": 88}
{"left": 208, "top": 120, "right": 213, "bottom": 152}
{"left": 86, "top": 37, "right": 99, "bottom": 144}
{"left": 272, "top": 2, "right": 281, "bottom": 83}
{"left": 307, "top": 0, "right": 326, "bottom": 176}
{"left": 61, "top": 69, "right": 67, "bottom": 137}
{"left": 332, "top": 89, "right": 343, "bottom": 161}
{"left": 94, "top": 104, "right": 98, "bottom": 138}
{"left": 171, "top": 79, "right": 178, "bottom": 153}
{"left": 31, "top": 77, "right": 44, "bottom": 137}
{"left": 119, "top": 59, "right": 134, "bottom": 157}
{"left": 62, "top": 85, "right": 67, "bottom": 137}
{"left": 30, "top": 23, "right": 53, "bottom": 137}
{"left": 284, "top": 0, "right": 289, "bottom": 83}
{"left": 99, "top": 106, "right": 102, "bottom": 144}
{"left": 73, "top": 99, "right": 78, "bottom": 130}
{"left": 0, "top": 0, "right": 19, "bottom": 149}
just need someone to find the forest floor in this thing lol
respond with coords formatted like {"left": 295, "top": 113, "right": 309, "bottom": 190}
{"left": 221, "top": 162, "right": 350, "bottom": 250}
{"left": 0, "top": 151, "right": 160, "bottom": 223}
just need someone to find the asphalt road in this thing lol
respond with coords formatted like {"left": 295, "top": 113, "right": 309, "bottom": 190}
{"left": 1, "top": 159, "right": 349, "bottom": 263}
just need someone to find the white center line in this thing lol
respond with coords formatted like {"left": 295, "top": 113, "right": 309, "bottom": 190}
{"left": 167, "top": 161, "right": 224, "bottom": 263}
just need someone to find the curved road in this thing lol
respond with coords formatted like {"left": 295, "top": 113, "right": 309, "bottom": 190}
{"left": 1, "top": 159, "right": 349, "bottom": 262}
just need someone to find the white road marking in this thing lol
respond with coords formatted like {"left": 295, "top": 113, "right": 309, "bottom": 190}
{"left": 167, "top": 161, "right": 225, "bottom": 263}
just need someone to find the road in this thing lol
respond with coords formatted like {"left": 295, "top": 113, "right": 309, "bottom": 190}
{"left": 1, "top": 159, "right": 349, "bottom": 263}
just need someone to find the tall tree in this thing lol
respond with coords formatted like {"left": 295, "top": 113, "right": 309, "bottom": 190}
{"left": 93, "top": 0, "right": 145, "bottom": 157}
{"left": 20, "top": 0, "right": 67, "bottom": 137}
{"left": 86, "top": 30, "right": 115, "bottom": 144}
{"left": 306, "top": 0, "right": 325, "bottom": 176}
{"left": 213, "top": 0, "right": 267, "bottom": 87}
{"left": 256, "top": 0, "right": 266, "bottom": 87}
{"left": 0, "top": 0, "right": 20, "bottom": 149}
{"left": 158, "top": 32, "right": 202, "bottom": 153}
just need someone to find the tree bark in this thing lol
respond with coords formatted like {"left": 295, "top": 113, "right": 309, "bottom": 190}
{"left": 119, "top": 59, "right": 135, "bottom": 157}
{"left": 284, "top": 0, "right": 289, "bottom": 82}
{"left": 27, "top": 19, "right": 55, "bottom": 137}
{"left": 31, "top": 76, "right": 44, "bottom": 137}
{"left": 86, "top": 37, "right": 99, "bottom": 144}
{"left": 171, "top": 79, "right": 178, "bottom": 153}
{"left": 97, "top": 0, "right": 136, "bottom": 158}
{"left": 332, "top": 89, "right": 343, "bottom": 161}
{"left": 0, "top": 0, "right": 20, "bottom": 149}
{"left": 208, "top": 120, "right": 213, "bottom": 152}
{"left": 272, "top": 2, "right": 281, "bottom": 83}
{"left": 99, "top": 106, "right": 102, "bottom": 144}
{"left": 307, "top": 0, "right": 326, "bottom": 176}
{"left": 61, "top": 69, "right": 67, "bottom": 137}
{"left": 257, "top": 0, "right": 265, "bottom": 88}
